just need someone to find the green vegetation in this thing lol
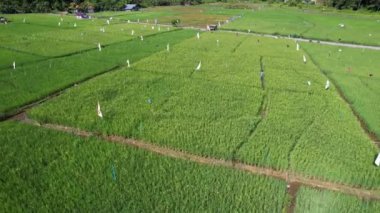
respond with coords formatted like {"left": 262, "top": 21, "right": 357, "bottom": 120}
{"left": 0, "top": 121, "right": 288, "bottom": 212}
{"left": 221, "top": 6, "right": 380, "bottom": 45}
{"left": 93, "top": 6, "right": 231, "bottom": 27}
{"left": 295, "top": 187, "right": 380, "bottom": 212}
{"left": 29, "top": 32, "right": 380, "bottom": 189}
{"left": 1, "top": 8, "right": 380, "bottom": 211}
{"left": 302, "top": 43, "right": 380, "bottom": 138}
{"left": 0, "top": 15, "right": 194, "bottom": 117}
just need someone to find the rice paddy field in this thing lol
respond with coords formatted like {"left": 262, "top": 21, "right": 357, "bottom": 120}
{"left": 1, "top": 3, "right": 380, "bottom": 212}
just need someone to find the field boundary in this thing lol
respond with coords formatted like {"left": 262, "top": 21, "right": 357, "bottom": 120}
{"left": 14, "top": 115, "right": 380, "bottom": 201}
{"left": 219, "top": 29, "right": 380, "bottom": 50}
{"left": 121, "top": 21, "right": 380, "bottom": 50}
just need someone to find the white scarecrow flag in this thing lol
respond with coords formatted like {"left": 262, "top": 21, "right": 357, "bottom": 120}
{"left": 303, "top": 55, "right": 307, "bottom": 63}
{"left": 218, "top": 21, "right": 221, "bottom": 27}
{"left": 375, "top": 153, "right": 380, "bottom": 166}
{"left": 206, "top": 25, "right": 210, "bottom": 31}
{"left": 248, "top": 29, "right": 251, "bottom": 33}
{"left": 137, "top": 18, "right": 140, "bottom": 23}
{"left": 74, "top": 23, "right": 77, "bottom": 27}
{"left": 131, "top": 29, "right": 135, "bottom": 35}
{"left": 196, "top": 32, "right": 200, "bottom": 40}
{"left": 325, "top": 80, "right": 330, "bottom": 90}
{"left": 296, "top": 42, "right": 300, "bottom": 51}
{"left": 61, "top": 17, "right": 63, "bottom": 22}
{"left": 58, "top": 22, "right": 61, "bottom": 26}
{"left": 107, "top": 20, "right": 110, "bottom": 25}
{"left": 98, "top": 43, "right": 102, "bottom": 51}
{"left": 151, "top": 26, "right": 155, "bottom": 30}
{"left": 12, "top": 61, "right": 16, "bottom": 70}
{"left": 97, "top": 102, "right": 103, "bottom": 118}
{"left": 307, "top": 81, "right": 311, "bottom": 86}
{"left": 217, "top": 39, "right": 219, "bottom": 46}
{"left": 127, "top": 59, "right": 130, "bottom": 68}
{"left": 140, "top": 35, "right": 144, "bottom": 41}
{"left": 127, "top": 20, "right": 130, "bottom": 23}
{"left": 158, "top": 26, "right": 161, "bottom": 31}
{"left": 195, "top": 61, "right": 201, "bottom": 71}
{"left": 23, "top": 18, "right": 26, "bottom": 23}
{"left": 338, "top": 23, "right": 345, "bottom": 28}
{"left": 167, "top": 43, "right": 170, "bottom": 52}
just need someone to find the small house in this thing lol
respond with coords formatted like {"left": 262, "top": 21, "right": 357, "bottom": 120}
{"left": 125, "top": 4, "right": 139, "bottom": 11}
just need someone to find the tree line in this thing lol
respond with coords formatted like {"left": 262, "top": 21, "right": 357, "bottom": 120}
{"left": 0, "top": 0, "right": 379, "bottom": 14}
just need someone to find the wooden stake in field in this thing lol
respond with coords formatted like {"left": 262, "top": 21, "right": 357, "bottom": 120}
{"left": 197, "top": 32, "right": 200, "bottom": 40}
{"left": 98, "top": 43, "right": 102, "bottom": 52}
{"left": 127, "top": 59, "right": 130, "bottom": 68}
{"left": 303, "top": 55, "right": 307, "bottom": 63}
{"left": 167, "top": 43, "right": 170, "bottom": 52}
{"left": 97, "top": 102, "right": 103, "bottom": 118}
{"left": 325, "top": 80, "right": 330, "bottom": 90}
{"left": 12, "top": 61, "right": 16, "bottom": 70}
{"left": 195, "top": 61, "right": 201, "bottom": 71}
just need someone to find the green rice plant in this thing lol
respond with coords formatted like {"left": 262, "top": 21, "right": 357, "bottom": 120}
{"left": 295, "top": 187, "right": 380, "bottom": 213}
{"left": 0, "top": 121, "right": 288, "bottom": 212}
{"left": 0, "top": 29, "right": 195, "bottom": 116}
{"left": 221, "top": 6, "right": 380, "bottom": 45}
{"left": 0, "top": 48, "right": 44, "bottom": 69}
{"left": 302, "top": 42, "right": 380, "bottom": 138}
{"left": 28, "top": 32, "right": 380, "bottom": 189}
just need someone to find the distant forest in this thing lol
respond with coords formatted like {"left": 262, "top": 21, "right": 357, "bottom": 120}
{"left": 0, "top": 0, "right": 379, "bottom": 13}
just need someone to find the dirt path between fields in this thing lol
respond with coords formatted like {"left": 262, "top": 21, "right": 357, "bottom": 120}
{"left": 13, "top": 114, "right": 380, "bottom": 202}
{"left": 121, "top": 20, "right": 380, "bottom": 50}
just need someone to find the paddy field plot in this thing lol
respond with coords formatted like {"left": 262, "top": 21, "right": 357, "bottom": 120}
{"left": 217, "top": 5, "right": 380, "bottom": 46}
{"left": 0, "top": 14, "right": 168, "bottom": 57}
{"left": 295, "top": 187, "right": 380, "bottom": 213}
{"left": 0, "top": 28, "right": 194, "bottom": 117}
{"left": 0, "top": 121, "right": 287, "bottom": 212}
{"left": 303, "top": 43, "right": 380, "bottom": 138}
{"left": 29, "top": 32, "right": 380, "bottom": 189}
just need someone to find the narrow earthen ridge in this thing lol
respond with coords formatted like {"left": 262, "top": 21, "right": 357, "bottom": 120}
{"left": 17, "top": 117, "right": 380, "bottom": 201}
